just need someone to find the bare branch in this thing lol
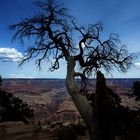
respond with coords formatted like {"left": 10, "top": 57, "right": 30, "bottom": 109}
{"left": 11, "top": 0, "right": 134, "bottom": 77}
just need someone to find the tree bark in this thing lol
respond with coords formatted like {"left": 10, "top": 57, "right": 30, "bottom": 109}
{"left": 66, "top": 56, "right": 101, "bottom": 140}
{"left": 95, "top": 71, "right": 114, "bottom": 140}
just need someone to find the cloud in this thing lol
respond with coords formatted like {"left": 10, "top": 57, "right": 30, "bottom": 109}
{"left": 0, "top": 48, "right": 23, "bottom": 62}
{"left": 135, "top": 62, "right": 140, "bottom": 69}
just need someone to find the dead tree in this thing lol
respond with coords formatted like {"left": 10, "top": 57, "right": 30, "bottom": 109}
{"left": 10, "top": 1, "right": 134, "bottom": 139}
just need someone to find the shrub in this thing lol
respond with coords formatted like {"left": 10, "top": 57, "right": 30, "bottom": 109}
{"left": 132, "top": 81, "right": 140, "bottom": 100}
{"left": 0, "top": 76, "right": 34, "bottom": 123}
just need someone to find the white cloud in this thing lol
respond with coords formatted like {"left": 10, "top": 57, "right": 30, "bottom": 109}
{"left": 0, "top": 48, "right": 23, "bottom": 62}
{"left": 135, "top": 62, "right": 140, "bottom": 69}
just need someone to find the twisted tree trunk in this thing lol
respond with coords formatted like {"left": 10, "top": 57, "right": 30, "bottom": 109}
{"left": 65, "top": 56, "right": 101, "bottom": 140}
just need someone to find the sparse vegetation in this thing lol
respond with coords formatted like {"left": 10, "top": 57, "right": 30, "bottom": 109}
{"left": 0, "top": 75, "right": 34, "bottom": 123}
{"left": 112, "top": 105, "right": 140, "bottom": 140}
{"left": 94, "top": 71, "right": 140, "bottom": 140}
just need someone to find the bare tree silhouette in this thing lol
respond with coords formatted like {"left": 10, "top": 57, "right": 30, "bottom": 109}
{"left": 10, "top": 1, "right": 134, "bottom": 139}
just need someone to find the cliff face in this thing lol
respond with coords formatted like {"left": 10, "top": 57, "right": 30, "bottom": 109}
{"left": 0, "top": 79, "right": 88, "bottom": 139}
{"left": 2, "top": 79, "right": 140, "bottom": 124}
{"left": 2, "top": 79, "right": 82, "bottom": 124}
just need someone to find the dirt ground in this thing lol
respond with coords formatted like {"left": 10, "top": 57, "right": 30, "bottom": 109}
{"left": 0, "top": 121, "right": 89, "bottom": 140}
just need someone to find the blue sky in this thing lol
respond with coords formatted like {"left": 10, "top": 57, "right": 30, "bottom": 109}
{"left": 0, "top": 0, "right": 140, "bottom": 78}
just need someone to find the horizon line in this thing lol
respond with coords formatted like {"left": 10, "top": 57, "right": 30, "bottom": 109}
{"left": 3, "top": 77, "right": 140, "bottom": 80}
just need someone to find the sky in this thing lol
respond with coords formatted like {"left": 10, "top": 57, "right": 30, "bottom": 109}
{"left": 0, "top": 0, "right": 140, "bottom": 78}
